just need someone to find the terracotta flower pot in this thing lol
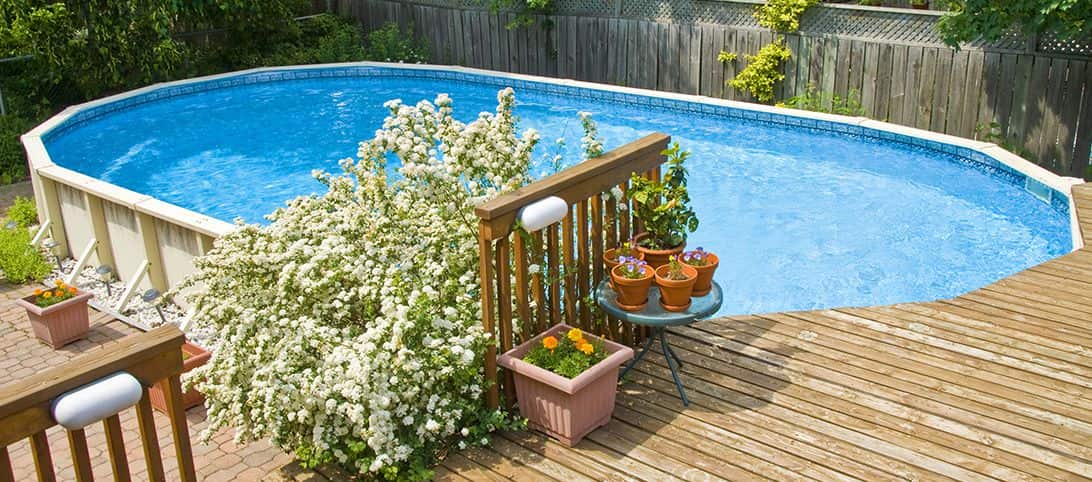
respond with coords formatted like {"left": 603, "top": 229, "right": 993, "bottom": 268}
{"left": 149, "top": 342, "right": 211, "bottom": 413}
{"left": 655, "top": 264, "right": 698, "bottom": 312}
{"left": 15, "top": 289, "right": 94, "bottom": 349}
{"left": 634, "top": 232, "right": 685, "bottom": 269}
{"left": 603, "top": 247, "right": 644, "bottom": 274}
{"left": 497, "top": 323, "right": 634, "bottom": 447}
{"left": 682, "top": 252, "right": 719, "bottom": 296}
{"left": 610, "top": 264, "right": 654, "bottom": 311}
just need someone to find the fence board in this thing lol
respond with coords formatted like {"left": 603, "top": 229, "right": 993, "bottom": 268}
{"left": 353, "top": 0, "right": 1092, "bottom": 177}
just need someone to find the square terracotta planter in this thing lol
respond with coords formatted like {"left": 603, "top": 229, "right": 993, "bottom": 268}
{"left": 498, "top": 323, "right": 633, "bottom": 447}
{"left": 149, "top": 342, "right": 211, "bottom": 413}
{"left": 15, "top": 289, "right": 94, "bottom": 349}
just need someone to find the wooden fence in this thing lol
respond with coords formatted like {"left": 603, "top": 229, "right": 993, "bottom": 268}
{"left": 0, "top": 326, "right": 197, "bottom": 481}
{"left": 475, "top": 133, "right": 670, "bottom": 408}
{"left": 341, "top": 0, "right": 1092, "bottom": 178}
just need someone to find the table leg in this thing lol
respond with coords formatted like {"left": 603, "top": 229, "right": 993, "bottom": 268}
{"left": 619, "top": 330, "right": 657, "bottom": 381}
{"left": 658, "top": 330, "right": 690, "bottom": 406}
{"left": 662, "top": 331, "right": 684, "bottom": 368}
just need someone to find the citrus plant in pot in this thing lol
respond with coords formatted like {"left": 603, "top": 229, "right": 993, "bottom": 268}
{"left": 15, "top": 280, "right": 94, "bottom": 348}
{"left": 629, "top": 143, "right": 699, "bottom": 268}
{"left": 610, "top": 257, "right": 654, "bottom": 311}
{"left": 655, "top": 257, "right": 698, "bottom": 312}
{"left": 497, "top": 324, "right": 633, "bottom": 446}
{"left": 680, "top": 247, "right": 719, "bottom": 296}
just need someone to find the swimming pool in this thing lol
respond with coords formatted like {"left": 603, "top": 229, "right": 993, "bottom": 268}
{"left": 34, "top": 64, "right": 1077, "bottom": 315}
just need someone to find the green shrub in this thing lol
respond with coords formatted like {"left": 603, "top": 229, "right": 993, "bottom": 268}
{"left": 729, "top": 38, "right": 792, "bottom": 103}
{"left": 243, "top": 14, "right": 368, "bottom": 67}
{"left": 0, "top": 115, "right": 30, "bottom": 185}
{"left": 0, "top": 226, "right": 51, "bottom": 283}
{"left": 6, "top": 196, "right": 37, "bottom": 227}
{"left": 755, "top": 0, "right": 819, "bottom": 33}
{"left": 364, "top": 22, "right": 429, "bottom": 63}
{"left": 777, "top": 84, "right": 866, "bottom": 116}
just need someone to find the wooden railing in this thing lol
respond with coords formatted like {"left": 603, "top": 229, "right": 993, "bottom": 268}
{"left": 476, "top": 132, "right": 671, "bottom": 408}
{"left": 0, "top": 326, "right": 197, "bottom": 481}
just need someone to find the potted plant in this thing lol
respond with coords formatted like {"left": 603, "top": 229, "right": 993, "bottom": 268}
{"left": 497, "top": 324, "right": 633, "bottom": 446}
{"left": 910, "top": 0, "right": 928, "bottom": 9}
{"left": 629, "top": 143, "right": 699, "bottom": 268}
{"left": 655, "top": 257, "right": 698, "bottom": 312}
{"left": 148, "top": 341, "right": 211, "bottom": 413}
{"left": 680, "top": 247, "right": 719, "bottom": 296}
{"left": 603, "top": 239, "right": 643, "bottom": 274}
{"left": 15, "top": 280, "right": 93, "bottom": 348}
{"left": 610, "top": 257, "right": 654, "bottom": 311}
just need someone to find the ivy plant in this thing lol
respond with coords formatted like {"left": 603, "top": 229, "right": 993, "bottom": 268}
{"left": 754, "top": 0, "right": 819, "bottom": 33}
{"left": 729, "top": 38, "right": 792, "bottom": 103}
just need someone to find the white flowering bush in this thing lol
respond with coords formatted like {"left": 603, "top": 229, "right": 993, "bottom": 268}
{"left": 176, "top": 88, "right": 538, "bottom": 480}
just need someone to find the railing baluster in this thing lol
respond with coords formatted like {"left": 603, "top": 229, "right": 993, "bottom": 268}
{"left": 562, "top": 209, "right": 577, "bottom": 324}
{"left": 0, "top": 446, "right": 14, "bottom": 482}
{"left": 512, "top": 233, "right": 532, "bottom": 342}
{"left": 29, "top": 431, "right": 55, "bottom": 482}
{"left": 103, "top": 414, "right": 131, "bottom": 481}
{"left": 576, "top": 200, "right": 591, "bottom": 330}
{"left": 495, "top": 238, "right": 515, "bottom": 405}
{"left": 546, "top": 224, "right": 561, "bottom": 327}
{"left": 135, "top": 390, "right": 166, "bottom": 482}
{"left": 530, "top": 231, "right": 547, "bottom": 333}
{"left": 162, "top": 374, "right": 197, "bottom": 482}
{"left": 590, "top": 193, "right": 608, "bottom": 339}
{"left": 66, "top": 428, "right": 93, "bottom": 482}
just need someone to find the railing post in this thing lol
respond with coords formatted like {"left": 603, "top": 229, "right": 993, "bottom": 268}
{"left": 478, "top": 221, "right": 499, "bottom": 410}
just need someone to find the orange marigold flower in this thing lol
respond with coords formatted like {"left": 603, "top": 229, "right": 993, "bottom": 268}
{"left": 42, "top": 292, "right": 52, "bottom": 299}
{"left": 542, "top": 336, "right": 558, "bottom": 350}
{"left": 33, "top": 288, "right": 43, "bottom": 296}
{"left": 54, "top": 289, "right": 63, "bottom": 297}
{"left": 68, "top": 287, "right": 78, "bottom": 294}
{"left": 578, "top": 343, "right": 594, "bottom": 355}
{"left": 566, "top": 328, "right": 583, "bottom": 342}
{"left": 54, "top": 279, "right": 63, "bottom": 287}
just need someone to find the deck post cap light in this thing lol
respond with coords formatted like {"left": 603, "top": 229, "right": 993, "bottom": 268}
{"left": 51, "top": 372, "right": 142, "bottom": 430}
{"left": 518, "top": 196, "right": 568, "bottom": 232}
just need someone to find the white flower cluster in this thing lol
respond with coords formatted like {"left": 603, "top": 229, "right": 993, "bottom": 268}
{"left": 578, "top": 111, "right": 604, "bottom": 159}
{"left": 176, "top": 89, "right": 534, "bottom": 479}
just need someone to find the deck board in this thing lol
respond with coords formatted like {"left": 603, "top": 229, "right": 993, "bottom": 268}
{"left": 452, "top": 189, "right": 1092, "bottom": 480}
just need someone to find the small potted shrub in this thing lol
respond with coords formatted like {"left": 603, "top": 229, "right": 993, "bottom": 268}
{"left": 15, "top": 280, "right": 94, "bottom": 348}
{"left": 629, "top": 143, "right": 699, "bottom": 268}
{"left": 655, "top": 257, "right": 698, "bottom": 312}
{"left": 497, "top": 324, "right": 633, "bottom": 446}
{"left": 680, "top": 247, "right": 719, "bottom": 296}
{"left": 610, "top": 257, "right": 654, "bottom": 311}
{"left": 148, "top": 341, "right": 211, "bottom": 413}
{"left": 603, "top": 239, "right": 643, "bottom": 274}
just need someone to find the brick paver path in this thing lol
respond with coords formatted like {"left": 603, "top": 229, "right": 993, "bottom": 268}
{"left": 0, "top": 283, "right": 297, "bottom": 481}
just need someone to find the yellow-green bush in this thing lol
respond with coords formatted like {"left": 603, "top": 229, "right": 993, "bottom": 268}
{"left": 754, "top": 0, "right": 818, "bottom": 33}
{"left": 729, "top": 38, "right": 792, "bottom": 103}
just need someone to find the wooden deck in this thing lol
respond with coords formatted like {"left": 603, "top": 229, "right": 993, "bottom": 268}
{"left": 436, "top": 183, "right": 1092, "bottom": 481}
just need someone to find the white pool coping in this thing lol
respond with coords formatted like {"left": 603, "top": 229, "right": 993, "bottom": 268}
{"left": 24, "top": 61, "right": 1086, "bottom": 254}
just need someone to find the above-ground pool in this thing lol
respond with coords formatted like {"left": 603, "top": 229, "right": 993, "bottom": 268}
{"left": 40, "top": 65, "right": 1074, "bottom": 316}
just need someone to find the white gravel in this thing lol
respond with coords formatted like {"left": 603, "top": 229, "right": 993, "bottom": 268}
{"left": 44, "top": 259, "right": 214, "bottom": 347}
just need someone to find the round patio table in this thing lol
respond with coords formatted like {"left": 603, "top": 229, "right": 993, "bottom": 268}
{"left": 595, "top": 280, "right": 723, "bottom": 406}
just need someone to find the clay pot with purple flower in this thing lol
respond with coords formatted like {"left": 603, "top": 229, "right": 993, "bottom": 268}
{"left": 680, "top": 247, "right": 719, "bottom": 296}
{"left": 655, "top": 257, "right": 698, "bottom": 312}
{"left": 604, "top": 240, "right": 644, "bottom": 274}
{"left": 610, "top": 257, "right": 654, "bottom": 311}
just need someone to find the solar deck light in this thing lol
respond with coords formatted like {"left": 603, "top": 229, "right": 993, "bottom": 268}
{"left": 142, "top": 289, "right": 167, "bottom": 325}
{"left": 517, "top": 196, "right": 568, "bottom": 232}
{"left": 96, "top": 265, "right": 114, "bottom": 297}
{"left": 42, "top": 239, "right": 63, "bottom": 271}
{"left": 4, "top": 221, "right": 16, "bottom": 230}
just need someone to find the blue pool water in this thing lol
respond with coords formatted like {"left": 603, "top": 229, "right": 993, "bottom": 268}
{"left": 44, "top": 68, "right": 1072, "bottom": 315}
